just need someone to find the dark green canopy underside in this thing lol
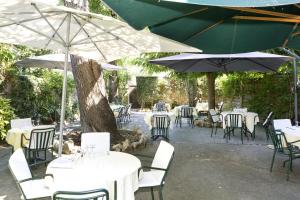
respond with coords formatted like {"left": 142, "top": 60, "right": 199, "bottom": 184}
{"left": 103, "top": 0, "right": 300, "bottom": 53}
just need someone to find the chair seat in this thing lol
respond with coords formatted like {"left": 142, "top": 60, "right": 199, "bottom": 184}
{"left": 20, "top": 179, "right": 52, "bottom": 199}
{"left": 138, "top": 170, "right": 164, "bottom": 188}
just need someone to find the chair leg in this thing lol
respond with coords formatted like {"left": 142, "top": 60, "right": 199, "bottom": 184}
{"left": 151, "top": 187, "right": 155, "bottom": 200}
{"left": 270, "top": 149, "right": 277, "bottom": 172}
{"left": 211, "top": 124, "right": 214, "bottom": 137}
{"left": 286, "top": 156, "right": 292, "bottom": 181}
{"left": 240, "top": 128, "right": 243, "bottom": 144}
{"left": 159, "top": 187, "right": 164, "bottom": 200}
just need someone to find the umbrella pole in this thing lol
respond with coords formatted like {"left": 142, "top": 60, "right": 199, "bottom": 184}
{"left": 58, "top": 13, "right": 71, "bottom": 157}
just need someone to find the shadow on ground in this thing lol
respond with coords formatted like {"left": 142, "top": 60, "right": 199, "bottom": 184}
{"left": 1, "top": 111, "right": 300, "bottom": 200}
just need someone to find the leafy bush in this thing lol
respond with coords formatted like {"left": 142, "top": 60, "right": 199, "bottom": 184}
{"left": 0, "top": 97, "right": 15, "bottom": 140}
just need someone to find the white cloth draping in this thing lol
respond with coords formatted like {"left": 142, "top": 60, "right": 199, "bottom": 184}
{"left": 195, "top": 102, "right": 208, "bottom": 112}
{"left": 6, "top": 125, "right": 56, "bottom": 151}
{"left": 144, "top": 112, "right": 174, "bottom": 130}
{"left": 221, "top": 111, "right": 259, "bottom": 133}
{"left": 281, "top": 126, "right": 300, "bottom": 148}
{"left": 46, "top": 151, "right": 141, "bottom": 200}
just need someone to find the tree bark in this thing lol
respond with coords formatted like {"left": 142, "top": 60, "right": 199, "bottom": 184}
{"left": 108, "top": 70, "right": 119, "bottom": 103}
{"left": 207, "top": 72, "right": 216, "bottom": 109}
{"left": 70, "top": 54, "right": 124, "bottom": 144}
{"left": 186, "top": 78, "right": 197, "bottom": 107}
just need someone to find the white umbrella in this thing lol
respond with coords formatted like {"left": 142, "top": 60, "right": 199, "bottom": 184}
{"left": 16, "top": 53, "right": 127, "bottom": 71}
{"left": 0, "top": 0, "right": 201, "bottom": 156}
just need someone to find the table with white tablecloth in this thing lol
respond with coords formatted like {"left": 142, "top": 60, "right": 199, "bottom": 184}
{"left": 172, "top": 106, "right": 198, "bottom": 118}
{"left": 6, "top": 125, "right": 56, "bottom": 151}
{"left": 221, "top": 111, "right": 259, "bottom": 134}
{"left": 281, "top": 126, "right": 300, "bottom": 148}
{"left": 46, "top": 151, "right": 141, "bottom": 200}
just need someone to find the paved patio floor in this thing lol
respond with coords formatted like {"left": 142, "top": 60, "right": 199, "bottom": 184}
{"left": 1, "top": 111, "right": 300, "bottom": 200}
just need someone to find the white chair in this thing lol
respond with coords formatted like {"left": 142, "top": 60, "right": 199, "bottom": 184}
{"left": 138, "top": 141, "right": 174, "bottom": 200}
{"left": 8, "top": 149, "right": 53, "bottom": 200}
{"left": 273, "top": 119, "right": 292, "bottom": 131}
{"left": 81, "top": 132, "right": 110, "bottom": 153}
{"left": 11, "top": 118, "right": 33, "bottom": 129}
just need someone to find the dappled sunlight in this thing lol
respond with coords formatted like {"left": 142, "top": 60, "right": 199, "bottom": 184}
{"left": 85, "top": 75, "right": 106, "bottom": 110}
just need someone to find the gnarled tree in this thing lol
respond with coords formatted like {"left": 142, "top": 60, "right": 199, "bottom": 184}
{"left": 70, "top": 55, "right": 124, "bottom": 144}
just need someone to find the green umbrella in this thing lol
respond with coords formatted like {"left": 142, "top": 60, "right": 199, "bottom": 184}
{"left": 103, "top": 0, "right": 300, "bottom": 53}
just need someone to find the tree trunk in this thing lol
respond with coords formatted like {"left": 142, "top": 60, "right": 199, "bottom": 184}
{"left": 186, "top": 78, "right": 197, "bottom": 107}
{"left": 207, "top": 72, "right": 216, "bottom": 109}
{"left": 70, "top": 54, "right": 124, "bottom": 144}
{"left": 108, "top": 69, "right": 119, "bottom": 103}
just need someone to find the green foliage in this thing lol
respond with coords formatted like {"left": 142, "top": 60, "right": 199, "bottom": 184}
{"left": 136, "top": 76, "right": 158, "bottom": 108}
{"left": 0, "top": 97, "right": 15, "bottom": 140}
{"left": 88, "top": 0, "right": 116, "bottom": 17}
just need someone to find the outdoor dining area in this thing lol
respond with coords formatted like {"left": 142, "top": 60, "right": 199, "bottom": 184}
{"left": 2, "top": 0, "right": 300, "bottom": 200}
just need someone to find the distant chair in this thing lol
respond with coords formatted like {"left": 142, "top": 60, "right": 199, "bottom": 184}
{"left": 262, "top": 112, "right": 273, "bottom": 140}
{"left": 224, "top": 114, "right": 245, "bottom": 143}
{"left": 153, "top": 102, "right": 167, "bottom": 112}
{"left": 233, "top": 108, "right": 248, "bottom": 113}
{"left": 138, "top": 141, "right": 174, "bottom": 200}
{"left": 178, "top": 106, "right": 194, "bottom": 128}
{"left": 115, "top": 107, "right": 126, "bottom": 128}
{"left": 9, "top": 149, "right": 53, "bottom": 199}
{"left": 123, "top": 103, "right": 132, "bottom": 123}
{"left": 21, "top": 127, "right": 56, "bottom": 166}
{"left": 53, "top": 188, "right": 110, "bottom": 200}
{"left": 81, "top": 132, "right": 110, "bottom": 153}
{"left": 216, "top": 102, "right": 224, "bottom": 114}
{"left": 273, "top": 119, "right": 292, "bottom": 131}
{"left": 151, "top": 114, "right": 171, "bottom": 141}
{"left": 268, "top": 122, "right": 300, "bottom": 180}
{"left": 11, "top": 118, "right": 33, "bottom": 129}
{"left": 209, "top": 109, "right": 222, "bottom": 137}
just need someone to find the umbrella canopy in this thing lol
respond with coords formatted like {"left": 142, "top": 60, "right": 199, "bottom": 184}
{"left": 0, "top": 0, "right": 200, "bottom": 156}
{"left": 158, "top": 0, "right": 300, "bottom": 7}
{"left": 103, "top": 0, "right": 300, "bottom": 53}
{"left": 150, "top": 52, "right": 292, "bottom": 72}
{"left": 16, "top": 54, "right": 127, "bottom": 71}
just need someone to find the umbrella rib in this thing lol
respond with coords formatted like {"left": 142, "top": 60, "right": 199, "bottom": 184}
{"left": 244, "top": 58, "right": 277, "bottom": 72}
{"left": 0, "top": 13, "right": 63, "bottom": 28}
{"left": 72, "top": 38, "right": 117, "bottom": 45}
{"left": 72, "top": 14, "right": 107, "bottom": 60}
{"left": 151, "top": 7, "right": 208, "bottom": 28}
{"left": 44, "top": 14, "right": 68, "bottom": 49}
{"left": 180, "top": 59, "right": 204, "bottom": 72}
{"left": 31, "top": 3, "right": 66, "bottom": 45}
{"left": 74, "top": 14, "right": 140, "bottom": 51}
{"left": 69, "top": 16, "right": 90, "bottom": 44}
{"left": 183, "top": 20, "right": 224, "bottom": 42}
{"left": 0, "top": 16, "right": 64, "bottom": 46}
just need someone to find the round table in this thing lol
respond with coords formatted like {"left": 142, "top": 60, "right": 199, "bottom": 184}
{"left": 46, "top": 151, "right": 141, "bottom": 200}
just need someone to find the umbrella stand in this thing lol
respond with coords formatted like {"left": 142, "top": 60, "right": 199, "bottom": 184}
{"left": 58, "top": 13, "right": 71, "bottom": 157}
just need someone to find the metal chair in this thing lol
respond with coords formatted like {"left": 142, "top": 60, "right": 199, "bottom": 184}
{"left": 223, "top": 114, "right": 246, "bottom": 143}
{"left": 153, "top": 102, "right": 167, "bottom": 112}
{"left": 8, "top": 149, "right": 53, "bottom": 199}
{"left": 21, "top": 127, "right": 56, "bottom": 166}
{"left": 81, "top": 132, "right": 110, "bottom": 153}
{"left": 151, "top": 115, "right": 171, "bottom": 141}
{"left": 178, "top": 106, "right": 194, "bottom": 128}
{"left": 138, "top": 141, "right": 174, "bottom": 200}
{"left": 268, "top": 122, "right": 300, "bottom": 180}
{"left": 209, "top": 109, "right": 222, "bottom": 137}
{"left": 53, "top": 188, "right": 110, "bottom": 200}
{"left": 115, "top": 106, "right": 125, "bottom": 128}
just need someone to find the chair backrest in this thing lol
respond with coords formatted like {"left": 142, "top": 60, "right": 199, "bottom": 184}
{"left": 268, "top": 122, "right": 288, "bottom": 152}
{"left": 263, "top": 112, "right": 273, "bottom": 127}
{"left": 28, "top": 128, "right": 56, "bottom": 150}
{"left": 116, "top": 107, "right": 125, "bottom": 118}
{"left": 209, "top": 109, "right": 220, "bottom": 123}
{"left": 81, "top": 132, "right": 110, "bottom": 153}
{"left": 11, "top": 118, "right": 32, "bottom": 129}
{"left": 180, "top": 107, "right": 193, "bottom": 118}
{"left": 152, "top": 115, "right": 170, "bottom": 129}
{"left": 218, "top": 102, "right": 224, "bottom": 113}
{"left": 225, "top": 114, "right": 243, "bottom": 128}
{"left": 154, "top": 102, "right": 166, "bottom": 112}
{"left": 273, "top": 119, "right": 292, "bottom": 131}
{"left": 8, "top": 149, "right": 32, "bottom": 182}
{"left": 233, "top": 108, "right": 248, "bottom": 113}
{"left": 53, "top": 188, "right": 109, "bottom": 200}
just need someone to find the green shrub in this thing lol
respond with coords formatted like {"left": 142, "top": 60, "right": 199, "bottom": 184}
{"left": 0, "top": 97, "right": 15, "bottom": 140}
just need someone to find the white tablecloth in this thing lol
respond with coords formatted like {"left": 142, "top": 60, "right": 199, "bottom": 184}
{"left": 172, "top": 106, "right": 198, "bottom": 118}
{"left": 144, "top": 112, "right": 174, "bottom": 130}
{"left": 221, "top": 111, "right": 259, "bottom": 133}
{"left": 46, "top": 151, "right": 141, "bottom": 200}
{"left": 195, "top": 102, "right": 208, "bottom": 112}
{"left": 6, "top": 125, "right": 56, "bottom": 150}
{"left": 281, "top": 126, "right": 300, "bottom": 148}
